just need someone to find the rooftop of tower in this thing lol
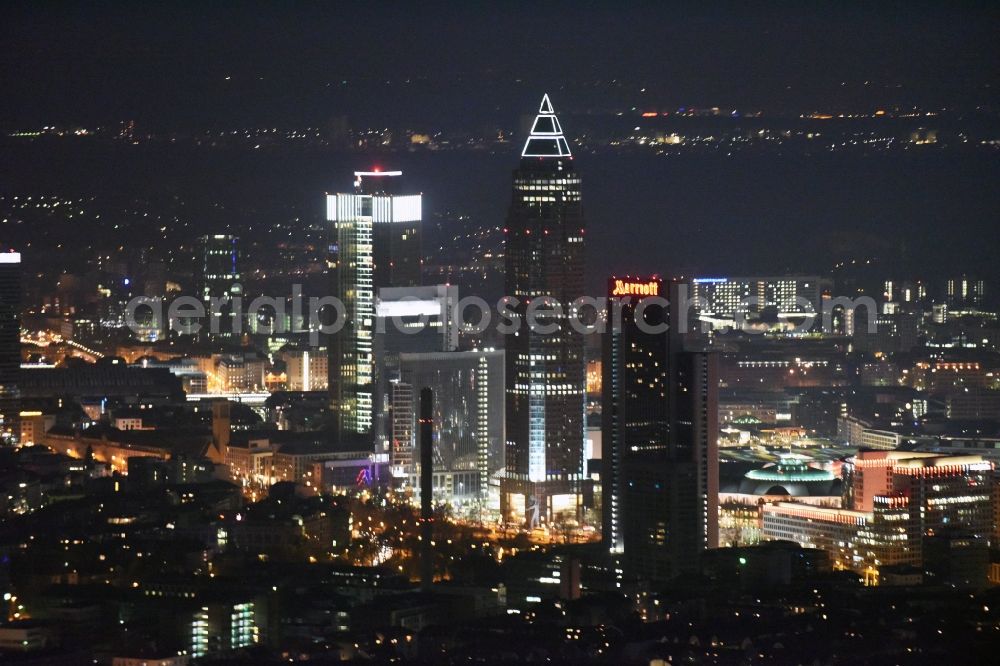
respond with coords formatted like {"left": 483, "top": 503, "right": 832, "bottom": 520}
{"left": 521, "top": 94, "right": 572, "bottom": 159}
{"left": 354, "top": 168, "right": 405, "bottom": 195}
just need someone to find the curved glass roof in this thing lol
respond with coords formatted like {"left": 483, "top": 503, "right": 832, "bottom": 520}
{"left": 744, "top": 453, "right": 835, "bottom": 483}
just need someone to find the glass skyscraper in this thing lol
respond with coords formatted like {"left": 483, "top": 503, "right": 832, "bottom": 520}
{"left": 602, "top": 276, "right": 669, "bottom": 554}
{"left": 500, "top": 95, "right": 588, "bottom": 527}
{"left": 603, "top": 278, "right": 720, "bottom": 582}
{"left": 326, "top": 171, "right": 422, "bottom": 441}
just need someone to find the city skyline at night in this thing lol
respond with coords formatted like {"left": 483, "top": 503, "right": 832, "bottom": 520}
{"left": 1, "top": 3, "right": 999, "bottom": 664}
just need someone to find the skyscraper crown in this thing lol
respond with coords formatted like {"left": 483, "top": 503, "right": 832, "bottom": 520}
{"left": 521, "top": 94, "right": 572, "bottom": 158}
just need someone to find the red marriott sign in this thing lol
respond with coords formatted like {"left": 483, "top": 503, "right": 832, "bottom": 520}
{"left": 610, "top": 277, "right": 661, "bottom": 297}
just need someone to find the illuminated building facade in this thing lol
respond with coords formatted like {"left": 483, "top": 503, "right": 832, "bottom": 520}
{"left": 764, "top": 452, "right": 994, "bottom": 582}
{"left": 326, "top": 170, "right": 422, "bottom": 440}
{"left": 389, "top": 379, "right": 415, "bottom": 477}
{"left": 0, "top": 252, "right": 21, "bottom": 444}
{"left": 911, "top": 360, "right": 987, "bottom": 393}
{"left": 762, "top": 496, "right": 917, "bottom": 582}
{"left": 282, "top": 349, "right": 329, "bottom": 391}
{"left": 841, "top": 451, "right": 938, "bottom": 512}
{"left": 883, "top": 279, "right": 927, "bottom": 304}
{"left": 720, "top": 454, "right": 841, "bottom": 547}
{"left": 946, "top": 276, "right": 985, "bottom": 308}
{"left": 196, "top": 235, "right": 240, "bottom": 302}
{"left": 501, "top": 95, "right": 588, "bottom": 526}
{"left": 371, "top": 284, "right": 458, "bottom": 451}
{"left": 188, "top": 599, "right": 257, "bottom": 658}
{"left": 889, "top": 455, "right": 994, "bottom": 540}
{"left": 691, "top": 275, "right": 825, "bottom": 329}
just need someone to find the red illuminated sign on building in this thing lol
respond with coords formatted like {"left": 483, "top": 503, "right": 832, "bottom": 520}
{"left": 610, "top": 278, "right": 661, "bottom": 297}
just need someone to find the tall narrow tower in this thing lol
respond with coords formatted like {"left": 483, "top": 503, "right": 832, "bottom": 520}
{"left": 602, "top": 276, "right": 669, "bottom": 555}
{"left": 0, "top": 251, "right": 20, "bottom": 444}
{"left": 326, "top": 170, "right": 422, "bottom": 441}
{"left": 500, "top": 95, "right": 588, "bottom": 527}
{"left": 603, "top": 278, "right": 720, "bottom": 582}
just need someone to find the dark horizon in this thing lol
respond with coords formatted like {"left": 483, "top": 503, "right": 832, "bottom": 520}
{"left": 3, "top": 2, "right": 998, "bottom": 129}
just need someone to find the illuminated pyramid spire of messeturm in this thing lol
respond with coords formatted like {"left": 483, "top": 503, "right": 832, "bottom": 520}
{"left": 520, "top": 94, "right": 573, "bottom": 158}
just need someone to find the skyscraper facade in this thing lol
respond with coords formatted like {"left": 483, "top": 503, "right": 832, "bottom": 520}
{"left": 196, "top": 235, "right": 241, "bottom": 303}
{"left": 603, "top": 278, "right": 720, "bottom": 582}
{"left": 0, "top": 252, "right": 20, "bottom": 444}
{"left": 668, "top": 349, "right": 721, "bottom": 548}
{"left": 602, "top": 276, "right": 669, "bottom": 554}
{"left": 395, "top": 349, "right": 505, "bottom": 501}
{"left": 326, "top": 171, "right": 422, "bottom": 440}
{"left": 195, "top": 234, "right": 241, "bottom": 337}
{"left": 500, "top": 95, "right": 588, "bottom": 527}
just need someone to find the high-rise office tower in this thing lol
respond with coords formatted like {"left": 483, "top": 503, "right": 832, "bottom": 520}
{"left": 326, "top": 170, "right": 422, "bottom": 440}
{"left": 666, "top": 348, "right": 720, "bottom": 548}
{"left": 945, "top": 276, "right": 986, "bottom": 308}
{"left": 603, "top": 278, "right": 719, "bottom": 582}
{"left": 602, "top": 276, "right": 669, "bottom": 554}
{"left": 500, "top": 95, "right": 588, "bottom": 527}
{"left": 396, "top": 349, "right": 505, "bottom": 500}
{"left": 196, "top": 235, "right": 241, "bottom": 302}
{"left": 0, "top": 252, "right": 21, "bottom": 444}
{"left": 196, "top": 235, "right": 241, "bottom": 337}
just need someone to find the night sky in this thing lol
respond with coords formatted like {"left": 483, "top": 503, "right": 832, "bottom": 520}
{"left": 4, "top": 2, "right": 997, "bottom": 126}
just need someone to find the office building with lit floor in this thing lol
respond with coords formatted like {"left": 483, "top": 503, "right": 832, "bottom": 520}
{"left": 326, "top": 170, "right": 422, "bottom": 441}
{"left": 603, "top": 276, "right": 720, "bottom": 581}
{"left": 500, "top": 95, "right": 589, "bottom": 527}
{"left": 762, "top": 452, "right": 993, "bottom": 583}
